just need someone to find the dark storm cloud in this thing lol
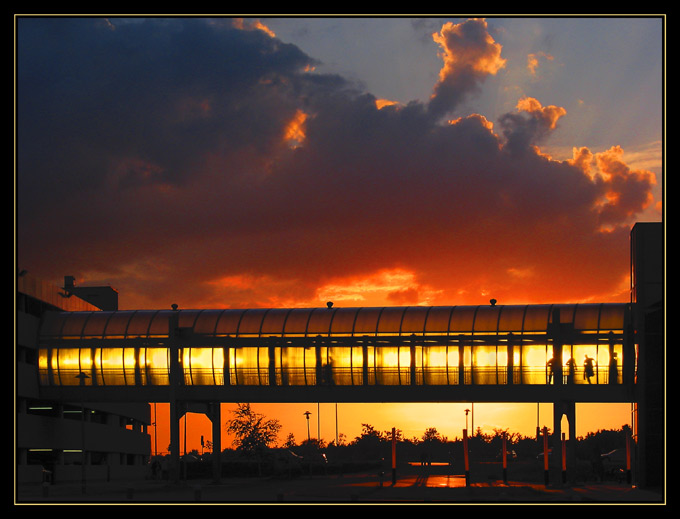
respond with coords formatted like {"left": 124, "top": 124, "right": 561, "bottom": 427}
{"left": 17, "top": 17, "right": 319, "bottom": 193}
{"left": 16, "top": 17, "right": 658, "bottom": 309}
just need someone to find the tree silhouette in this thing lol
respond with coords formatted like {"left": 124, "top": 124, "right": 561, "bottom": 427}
{"left": 226, "top": 403, "right": 281, "bottom": 454}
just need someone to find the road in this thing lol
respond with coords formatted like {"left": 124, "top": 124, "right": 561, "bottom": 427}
{"left": 16, "top": 463, "right": 664, "bottom": 504}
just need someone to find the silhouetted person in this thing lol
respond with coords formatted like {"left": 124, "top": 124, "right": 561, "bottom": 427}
{"left": 584, "top": 355, "right": 595, "bottom": 384}
{"left": 566, "top": 357, "right": 576, "bottom": 384}
{"left": 547, "top": 355, "right": 558, "bottom": 384}
{"left": 608, "top": 353, "right": 618, "bottom": 384}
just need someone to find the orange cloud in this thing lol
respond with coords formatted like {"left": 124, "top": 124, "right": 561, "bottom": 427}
{"left": 315, "top": 268, "right": 442, "bottom": 307}
{"left": 283, "top": 109, "right": 308, "bottom": 148}
{"left": 569, "top": 144, "right": 657, "bottom": 228}
{"left": 429, "top": 18, "right": 506, "bottom": 117}
{"left": 231, "top": 18, "right": 275, "bottom": 38}
{"left": 516, "top": 96, "right": 566, "bottom": 130}
{"left": 433, "top": 19, "right": 506, "bottom": 77}
{"left": 527, "top": 51, "right": 554, "bottom": 76}
{"left": 375, "top": 98, "right": 399, "bottom": 110}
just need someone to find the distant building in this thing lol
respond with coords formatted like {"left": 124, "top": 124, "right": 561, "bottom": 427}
{"left": 16, "top": 272, "right": 150, "bottom": 484}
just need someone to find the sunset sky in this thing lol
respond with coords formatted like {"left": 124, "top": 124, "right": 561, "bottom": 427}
{"left": 16, "top": 16, "right": 663, "bottom": 454}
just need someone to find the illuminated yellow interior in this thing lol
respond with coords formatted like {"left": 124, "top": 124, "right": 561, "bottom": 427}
{"left": 38, "top": 339, "right": 623, "bottom": 386}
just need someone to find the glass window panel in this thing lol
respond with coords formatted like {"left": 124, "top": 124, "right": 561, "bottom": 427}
{"left": 53, "top": 348, "right": 90, "bottom": 385}
{"left": 375, "top": 346, "right": 402, "bottom": 385}
{"left": 598, "top": 304, "right": 626, "bottom": 332}
{"left": 277, "top": 346, "right": 310, "bottom": 385}
{"left": 147, "top": 311, "right": 171, "bottom": 337}
{"left": 260, "top": 309, "right": 291, "bottom": 336}
{"left": 423, "top": 345, "right": 451, "bottom": 385}
{"left": 463, "top": 345, "right": 472, "bottom": 384}
{"left": 352, "top": 308, "right": 381, "bottom": 336}
{"left": 473, "top": 306, "right": 501, "bottom": 332}
{"left": 424, "top": 307, "right": 453, "bottom": 335}
{"left": 143, "top": 347, "right": 170, "bottom": 385}
{"left": 212, "top": 348, "right": 225, "bottom": 385}
{"left": 95, "top": 348, "right": 126, "bottom": 385}
{"left": 573, "top": 304, "right": 602, "bottom": 331}
{"left": 497, "top": 306, "right": 527, "bottom": 332}
{"left": 178, "top": 310, "right": 202, "bottom": 329}
{"left": 330, "top": 308, "right": 359, "bottom": 336}
{"left": 126, "top": 311, "right": 157, "bottom": 338}
{"left": 103, "top": 312, "right": 135, "bottom": 338}
{"left": 521, "top": 344, "right": 549, "bottom": 384}
{"left": 60, "top": 313, "right": 91, "bottom": 338}
{"left": 184, "top": 347, "right": 220, "bottom": 385}
{"left": 373, "top": 346, "right": 411, "bottom": 385}
{"left": 472, "top": 345, "right": 498, "bottom": 384}
{"left": 193, "top": 310, "right": 223, "bottom": 335}
{"left": 522, "top": 305, "right": 551, "bottom": 332}
{"left": 552, "top": 304, "right": 576, "bottom": 324}
{"left": 377, "top": 307, "right": 405, "bottom": 335}
{"left": 237, "top": 309, "right": 269, "bottom": 337}
{"left": 38, "top": 349, "right": 49, "bottom": 385}
{"left": 366, "top": 346, "right": 376, "bottom": 384}
{"left": 351, "top": 346, "right": 364, "bottom": 385}
{"left": 283, "top": 309, "right": 314, "bottom": 337}
{"left": 412, "top": 345, "right": 423, "bottom": 385}
{"left": 123, "top": 348, "right": 137, "bottom": 384}
{"left": 215, "top": 310, "right": 246, "bottom": 336}
{"left": 449, "top": 307, "right": 476, "bottom": 334}
{"left": 401, "top": 307, "right": 429, "bottom": 335}
{"left": 306, "top": 308, "right": 334, "bottom": 337}
{"left": 327, "top": 346, "right": 363, "bottom": 385}
{"left": 82, "top": 312, "right": 112, "bottom": 338}
{"left": 231, "top": 347, "right": 268, "bottom": 385}
{"left": 39, "top": 312, "right": 69, "bottom": 339}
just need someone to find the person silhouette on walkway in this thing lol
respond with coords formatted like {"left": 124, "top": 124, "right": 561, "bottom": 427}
{"left": 547, "top": 356, "right": 558, "bottom": 384}
{"left": 566, "top": 357, "right": 576, "bottom": 384}
{"left": 609, "top": 353, "right": 618, "bottom": 384}
{"left": 584, "top": 355, "right": 595, "bottom": 384}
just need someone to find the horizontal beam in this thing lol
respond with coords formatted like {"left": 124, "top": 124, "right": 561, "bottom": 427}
{"left": 39, "top": 382, "right": 635, "bottom": 405}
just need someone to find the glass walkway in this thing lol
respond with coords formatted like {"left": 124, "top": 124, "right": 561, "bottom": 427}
{"left": 38, "top": 303, "right": 631, "bottom": 389}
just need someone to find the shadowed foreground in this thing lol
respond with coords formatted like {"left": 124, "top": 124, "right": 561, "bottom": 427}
{"left": 17, "top": 464, "right": 663, "bottom": 504}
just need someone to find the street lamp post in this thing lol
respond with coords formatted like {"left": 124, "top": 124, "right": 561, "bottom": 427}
{"left": 304, "top": 411, "right": 311, "bottom": 443}
{"left": 464, "top": 408, "right": 470, "bottom": 432}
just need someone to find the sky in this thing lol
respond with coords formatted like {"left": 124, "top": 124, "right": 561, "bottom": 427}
{"left": 15, "top": 15, "right": 663, "bottom": 454}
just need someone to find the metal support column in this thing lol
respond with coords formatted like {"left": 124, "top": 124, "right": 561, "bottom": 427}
{"left": 208, "top": 402, "right": 221, "bottom": 484}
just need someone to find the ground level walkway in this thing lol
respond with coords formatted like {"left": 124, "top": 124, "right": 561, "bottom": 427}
{"left": 16, "top": 465, "right": 664, "bottom": 504}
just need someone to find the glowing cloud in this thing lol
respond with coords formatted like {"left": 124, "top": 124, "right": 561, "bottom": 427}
{"left": 527, "top": 51, "right": 554, "bottom": 76}
{"left": 429, "top": 18, "right": 506, "bottom": 117}
{"left": 283, "top": 109, "right": 308, "bottom": 148}
{"left": 16, "top": 17, "right": 661, "bottom": 312}
{"left": 516, "top": 96, "right": 566, "bottom": 131}
{"left": 316, "top": 269, "right": 441, "bottom": 307}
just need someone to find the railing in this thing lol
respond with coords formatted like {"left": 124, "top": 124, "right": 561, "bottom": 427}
{"left": 39, "top": 346, "right": 623, "bottom": 387}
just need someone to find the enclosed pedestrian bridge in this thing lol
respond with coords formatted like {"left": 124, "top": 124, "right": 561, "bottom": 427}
{"left": 37, "top": 302, "right": 634, "bottom": 405}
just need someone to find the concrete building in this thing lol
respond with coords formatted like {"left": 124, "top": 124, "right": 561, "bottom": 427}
{"left": 16, "top": 272, "right": 151, "bottom": 484}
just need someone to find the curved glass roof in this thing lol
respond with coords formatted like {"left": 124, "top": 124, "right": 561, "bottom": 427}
{"left": 39, "top": 303, "right": 629, "bottom": 341}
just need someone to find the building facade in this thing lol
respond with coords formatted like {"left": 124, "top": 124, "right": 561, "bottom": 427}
{"left": 16, "top": 272, "right": 151, "bottom": 484}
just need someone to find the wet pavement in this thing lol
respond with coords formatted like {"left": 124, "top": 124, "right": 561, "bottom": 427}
{"left": 16, "top": 469, "right": 665, "bottom": 504}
